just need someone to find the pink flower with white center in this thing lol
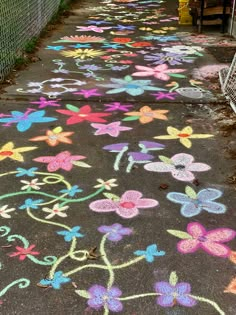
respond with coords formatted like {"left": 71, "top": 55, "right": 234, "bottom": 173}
{"left": 89, "top": 190, "right": 158, "bottom": 219}
{"left": 33, "top": 151, "right": 86, "bottom": 172}
{"left": 132, "top": 64, "right": 186, "bottom": 81}
{"left": 144, "top": 153, "right": 211, "bottom": 182}
{"left": 91, "top": 121, "right": 132, "bottom": 137}
{"left": 177, "top": 222, "right": 236, "bottom": 258}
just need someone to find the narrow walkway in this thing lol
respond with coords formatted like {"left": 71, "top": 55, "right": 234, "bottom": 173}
{"left": 0, "top": 0, "right": 235, "bottom": 314}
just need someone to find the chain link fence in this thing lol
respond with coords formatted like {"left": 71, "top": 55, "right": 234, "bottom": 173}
{"left": 0, "top": 0, "right": 70, "bottom": 82}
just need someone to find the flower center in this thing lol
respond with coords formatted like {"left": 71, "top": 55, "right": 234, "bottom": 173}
{"left": 198, "top": 236, "right": 207, "bottom": 242}
{"left": 175, "top": 164, "right": 185, "bottom": 170}
{"left": 125, "top": 84, "right": 139, "bottom": 89}
{"left": 49, "top": 135, "right": 58, "bottom": 140}
{"left": 79, "top": 114, "right": 88, "bottom": 117}
{"left": 120, "top": 201, "right": 135, "bottom": 209}
{"left": 177, "top": 133, "right": 190, "bottom": 138}
{"left": 0, "top": 151, "right": 13, "bottom": 156}
{"left": 144, "top": 112, "right": 154, "bottom": 117}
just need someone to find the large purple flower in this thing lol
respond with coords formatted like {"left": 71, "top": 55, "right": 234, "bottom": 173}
{"left": 88, "top": 285, "right": 123, "bottom": 312}
{"left": 155, "top": 282, "right": 197, "bottom": 307}
{"left": 98, "top": 223, "right": 132, "bottom": 241}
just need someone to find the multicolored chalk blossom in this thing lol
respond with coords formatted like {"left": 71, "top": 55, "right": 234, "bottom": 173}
{"left": 89, "top": 190, "right": 158, "bottom": 218}
{"left": 168, "top": 222, "right": 235, "bottom": 258}
{"left": 144, "top": 153, "right": 211, "bottom": 182}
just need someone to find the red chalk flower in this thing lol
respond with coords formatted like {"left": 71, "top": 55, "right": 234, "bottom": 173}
{"left": 9, "top": 245, "right": 40, "bottom": 261}
{"left": 112, "top": 37, "right": 132, "bottom": 44}
{"left": 57, "top": 105, "right": 111, "bottom": 125}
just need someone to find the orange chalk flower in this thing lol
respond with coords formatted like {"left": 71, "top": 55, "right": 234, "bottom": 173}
{"left": 0, "top": 142, "right": 37, "bottom": 162}
{"left": 124, "top": 106, "right": 169, "bottom": 124}
{"left": 224, "top": 276, "right": 236, "bottom": 294}
{"left": 154, "top": 126, "right": 214, "bottom": 148}
{"left": 29, "top": 127, "right": 74, "bottom": 147}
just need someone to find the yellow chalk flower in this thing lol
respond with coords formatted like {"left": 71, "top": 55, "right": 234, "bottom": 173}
{"left": 154, "top": 126, "right": 214, "bottom": 148}
{"left": 0, "top": 142, "right": 37, "bottom": 162}
{"left": 61, "top": 49, "right": 105, "bottom": 59}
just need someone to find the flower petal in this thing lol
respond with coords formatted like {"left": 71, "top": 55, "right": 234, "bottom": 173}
{"left": 181, "top": 202, "right": 201, "bottom": 217}
{"left": 177, "top": 239, "right": 200, "bottom": 254}
{"left": 116, "top": 206, "right": 139, "bottom": 218}
{"left": 89, "top": 200, "right": 119, "bottom": 213}
{"left": 171, "top": 170, "right": 195, "bottom": 182}
{"left": 107, "top": 299, "right": 123, "bottom": 312}
{"left": 136, "top": 198, "right": 158, "bottom": 208}
{"left": 188, "top": 163, "right": 211, "bottom": 172}
{"left": 155, "top": 282, "right": 174, "bottom": 294}
{"left": 197, "top": 188, "right": 223, "bottom": 201}
{"left": 177, "top": 295, "right": 197, "bottom": 307}
{"left": 144, "top": 162, "right": 174, "bottom": 172}
{"left": 187, "top": 222, "right": 206, "bottom": 238}
{"left": 121, "top": 190, "right": 143, "bottom": 202}
{"left": 176, "top": 283, "right": 191, "bottom": 294}
{"left": 202, "top": 201, "right": 226, "bottom": 214}
{"left": 167, "top": 192, "right": 191, "bottom": 204}
{"left": 201, "top": 242, "right": 231, "bottom": 257}
{"left": 206, "top": 228, "right": 236, "bottom": 242}
{"left": 172, "top": 153, "right": 194, "bottom": 165}
{"left": 157, "top": 295, "right": 174, "bottom": 307}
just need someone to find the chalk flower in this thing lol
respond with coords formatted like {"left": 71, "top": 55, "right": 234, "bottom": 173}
{"left": 145, "top": 153, "right": 211, "bottom": 182}
{"left": 33, "top": 151, "right": 86, "bottom": 172}
{"left": 124, "top": 106, "right": 169, "bottom": 124}
{"left": 0, "top": 142, "right": 37, "bottom": 162}
{"left": 154, "top": 126, "right": 213, "bottom": 148}
{"left": 132, "top": 64, "right": 186, "bottom": 81}
{"left": 30, "top": 128, "right": 74, "bottom": 146}
{"left": 61, "top": 49, "right": 105, "bottom": 59}
{"left": 90, "top": 190, "right": 158, "bottom": 219}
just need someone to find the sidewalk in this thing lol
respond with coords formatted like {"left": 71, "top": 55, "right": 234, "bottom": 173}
{"left": 0, "top": 0, "right": 235, "bottom": 314}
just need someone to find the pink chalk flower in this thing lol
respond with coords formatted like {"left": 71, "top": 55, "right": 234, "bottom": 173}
{"left": 91, "top": 121, "right": 132, "bottom": 137}
{"left": 33, "top": 151, "right": 86, "bottom": 172}
{"left": 89, "top": 190, "right": 158, "bottom": 219}
{"left": 176, "top": 222, "right": 236, "bottom": 258}
{"left": 144, "top": 153, "right": 211, "bottom": 182}
{"left": 132, "top": 64, "right": 186, "bottom": 81}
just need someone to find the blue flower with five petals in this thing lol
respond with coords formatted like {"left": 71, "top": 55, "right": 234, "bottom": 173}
{"left": 134, "top": 244, "right": 165, "bottom": 263}
{"left": 0, "top": 109, "right": 57, "bottom": 132}
{"left": 57, "top": 226, "right": 84, "bottom": 242}
{"left": 19, "top": 198, "right": 44, "bottom": 210}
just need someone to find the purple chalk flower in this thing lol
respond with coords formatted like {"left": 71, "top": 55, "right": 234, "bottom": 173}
{"left": 88, "top": 285, "right": 123, "bottom": 312}
{"left": 98, "top": 223, "right": 132, "bottom": 241}
{"left": 155, "top": 282, "right": 197, "bottom": 307}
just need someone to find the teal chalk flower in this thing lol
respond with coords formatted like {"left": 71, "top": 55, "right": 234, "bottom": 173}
{"left": 134, "top": 244, "right": 165, "bottom": 262}
{"left": 19, "top": 198, "right": 44, "bottom": 210}
{"left": 98, "top": 75, "right": 165, "bottom": 96}
{"left": 57, "top": 226, "right": 84, "bottom": 242}
{"left": 39, "top": 271, "right": 71, "bottom": 289}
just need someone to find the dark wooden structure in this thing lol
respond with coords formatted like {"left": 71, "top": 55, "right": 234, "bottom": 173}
{"left": 189, "top": 0, "right": 231, "bottom": 32}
